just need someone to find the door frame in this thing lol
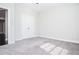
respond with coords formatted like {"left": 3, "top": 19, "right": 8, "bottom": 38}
{"left": 0, "top": 5, "right": 14, "bottom": 44}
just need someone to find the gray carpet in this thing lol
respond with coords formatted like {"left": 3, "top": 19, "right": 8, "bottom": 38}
{"left": 0, "top": 37, "right": 79, "bottom": 55}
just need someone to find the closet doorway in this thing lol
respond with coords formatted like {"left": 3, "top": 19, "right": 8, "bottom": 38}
{"left": 0, "top": 8, "right": 8, "bottom": 46}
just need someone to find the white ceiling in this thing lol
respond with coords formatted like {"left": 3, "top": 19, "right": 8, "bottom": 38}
{"left": 15, "top": 3, "right": 58, "bottom": 12}
{"left": 15, "top": 3, "right": 79, "bottom": 12}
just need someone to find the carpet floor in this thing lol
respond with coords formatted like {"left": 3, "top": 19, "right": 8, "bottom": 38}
{"left": 0, "top": 37, "right": 79, "bottom": 55}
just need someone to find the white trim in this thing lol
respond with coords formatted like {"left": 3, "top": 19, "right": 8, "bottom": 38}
{"left": 15, "top": 35, "right": 38, "bottom": 42}
{"left": 39, "top": 35, "right": 79, "bottom": 44}
{"left": 0, "top": 5, "right": 15, "bottom": 44}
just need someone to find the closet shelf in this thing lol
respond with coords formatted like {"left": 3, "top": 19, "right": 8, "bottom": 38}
{"left": 0, "top": 17, "right": 5, "bottom": 20}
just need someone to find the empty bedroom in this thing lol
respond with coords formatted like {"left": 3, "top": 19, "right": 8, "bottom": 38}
{"left": 0, "top": 3, "right": 79, "bottom": 55}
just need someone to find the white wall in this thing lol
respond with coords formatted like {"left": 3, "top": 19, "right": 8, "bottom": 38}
{"left": 0, "top": 3, "right": 37, "bottom": 43}
{"left": 0, "top": 3, "right": 79, "bottom": 44}
{"left": 39, "top": 4, "right": 79, "bottom": 43}
{"left": 15, "top": 4, "right": 37, "bottom": 41}
{"left": 0, "top": 3, "right": 15, "bottom": 44}
{"left": 0, "top": 3, "right": 39, "bottom": 43}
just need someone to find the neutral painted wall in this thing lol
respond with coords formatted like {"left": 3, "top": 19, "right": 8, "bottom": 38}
{"left": 0, "top": 3, "right": 15, "bottom": 44}
{"left": 0, "top": 3, "right": 79, "bottom": 44}
{"left": 15, "top": 4, "right": 37, "bottom": 41}
{"left": 0, "top": 3, "right": 38, "bottom": 43}
{"left": 0, "top": 3, "right": 37, "bottom": 43}
{"left": 39, "top": 4, "right": 79, "bottom": 43}
{"left": 35, "top": 12, "right": 40, "bottom": 36}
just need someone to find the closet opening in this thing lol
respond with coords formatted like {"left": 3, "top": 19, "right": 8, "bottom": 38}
{"left": 0, "top": 8, "right": 8, "bottom": 46}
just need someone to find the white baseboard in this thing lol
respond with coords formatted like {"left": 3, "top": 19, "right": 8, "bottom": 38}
{"left": 8, "top": 40, "right": 15, "bottom": 44}
{"left": 16, "top": 35, "right": 38, "bottom": 42}
{"left": 15, "top": 34, "right": 79, "bottom": 44}
{"left": 39, "top": 35, "right": 79, "bottom": 44}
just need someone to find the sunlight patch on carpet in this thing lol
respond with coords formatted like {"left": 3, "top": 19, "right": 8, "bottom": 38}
{"left": 40, "top": 43, "right": 56, "bottom": 52}
{"left": 50, "top": 47, "right": 62, "bottom": 55}
{"left": 40, "top": 42, "right": 68, "bottom": 55}
{"left": 60, "top": 49, "right": 68, "bottom": 55}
